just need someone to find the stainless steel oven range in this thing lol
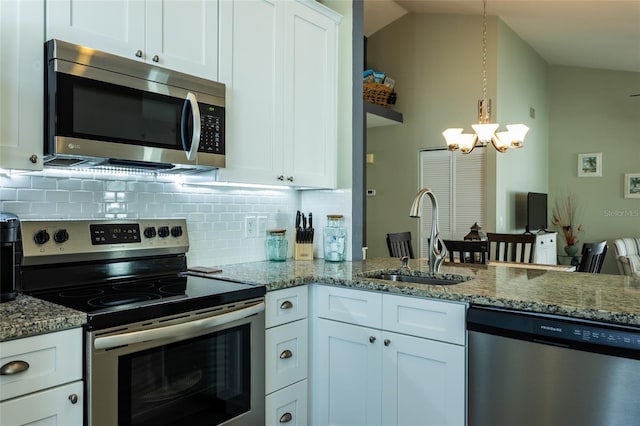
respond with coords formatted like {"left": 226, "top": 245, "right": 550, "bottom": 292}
{"left": 19, "top": 218, "right": 265, "bottom": 426}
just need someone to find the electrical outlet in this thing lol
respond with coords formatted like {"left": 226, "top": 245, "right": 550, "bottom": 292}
{"left": 257, "top": 216, "right": 268, "bottom": 235}
{"left": 245, "top": 216, "right": 257, "bottom": 238}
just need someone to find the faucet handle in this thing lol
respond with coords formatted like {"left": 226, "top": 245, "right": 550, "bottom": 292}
{"left": 400, "top": 256, "right": 410, "bottom": 269}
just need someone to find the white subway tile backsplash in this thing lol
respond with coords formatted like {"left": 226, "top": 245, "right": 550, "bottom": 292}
{"left": 1, "top": 170, "right": 351, "bottom": 265}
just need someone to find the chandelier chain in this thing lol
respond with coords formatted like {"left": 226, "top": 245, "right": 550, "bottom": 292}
{"left": 481, "top": 0, "right": 488, "bottom": 103}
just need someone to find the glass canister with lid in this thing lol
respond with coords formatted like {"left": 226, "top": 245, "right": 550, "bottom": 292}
{"left": 266, "top": 229, "right": 288, "bottom": 261}
{"left": 323, "top": 215, "right": 347, "bottom": 262}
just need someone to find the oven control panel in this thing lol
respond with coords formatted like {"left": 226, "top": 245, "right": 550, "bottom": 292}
{"left": 20, "top": 218, "right": 189, "bottom": 265}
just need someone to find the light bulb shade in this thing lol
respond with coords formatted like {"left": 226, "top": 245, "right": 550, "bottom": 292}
{"left": 472, "top": 123, "right": 499, "bottom": 144}
{"left": 443, "top": 128, "right": 464, "bottom": 151}
{"left": 506, "top": 124, "right": 529, "bottom": 148}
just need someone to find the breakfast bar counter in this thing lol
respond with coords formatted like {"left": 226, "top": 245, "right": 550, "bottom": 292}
{"left": 202, "top": 257, "right": 640, "bottom": 327}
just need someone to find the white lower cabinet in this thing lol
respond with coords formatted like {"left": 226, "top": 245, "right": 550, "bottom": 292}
{"left": 0, "top": 381, "right": 83, "bottom": 426}
{"left": 313, "top": 285, "right": 466, "bottom": 426}
{"left": 0, "top": 328, "right": 83, "bottom": 426}
{"left": 265, "top": 286, "right": 309, "bottom": 426}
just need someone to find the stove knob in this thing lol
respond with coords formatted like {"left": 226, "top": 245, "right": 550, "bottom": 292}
{"left": 170, "top": 226, "right": 183, "bottom": 237}
{"left": 144, "top": 227, "right": 157, "bottom": 239}
{"left": 157, "top": 226, "right": 170, "bottom": 238}
{"left": 33, "top": 230, "right": 50, "bottom": 245}
{"left": 53, "top": 229, "right": 69, "bottom": 243}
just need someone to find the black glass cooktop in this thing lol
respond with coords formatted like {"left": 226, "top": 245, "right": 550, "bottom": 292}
{"left": 31, "top": 274, "right": 265, "bottom": 331}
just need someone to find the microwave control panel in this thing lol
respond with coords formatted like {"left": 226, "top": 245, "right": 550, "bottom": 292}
{"left": 199, "top": 104, "right": 225, "bottom": 155}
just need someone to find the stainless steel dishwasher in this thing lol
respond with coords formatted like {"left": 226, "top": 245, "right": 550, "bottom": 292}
{"left": 468, "top": 306, "right": 640, "bottom": 426}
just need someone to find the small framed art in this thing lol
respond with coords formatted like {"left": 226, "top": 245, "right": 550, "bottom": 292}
{"left": 578, "top": 152, "right": 602, "bottom": 177}
{"left": 624, "top": 173, "right": 640, "bottom": 198}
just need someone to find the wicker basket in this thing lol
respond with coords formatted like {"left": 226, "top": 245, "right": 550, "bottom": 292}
{"left": 363, "top": 82, "right": 393, "bottom": 107}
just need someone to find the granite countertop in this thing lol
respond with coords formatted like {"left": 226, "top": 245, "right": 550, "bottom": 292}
{"left": 4, "top": 257, "right": 640, "bottom": 342}
{"left": 201, "top": 257, "right": 640, "bottom": 327}
{"left": 0, "top": 294, "right": 86, "bottom": 342}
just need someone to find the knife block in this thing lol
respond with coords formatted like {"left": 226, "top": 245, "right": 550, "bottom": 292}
{"left": 294, "top": 243, "right": 314, "bottom": 261}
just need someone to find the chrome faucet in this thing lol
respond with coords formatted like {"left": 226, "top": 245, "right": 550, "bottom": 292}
{"left": 409, "top": 188, "right": 447, "bottom": 273}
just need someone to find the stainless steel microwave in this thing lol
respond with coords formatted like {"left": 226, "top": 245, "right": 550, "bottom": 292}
{"left": 44, "top": 39, "right": 225, "bottom": 173}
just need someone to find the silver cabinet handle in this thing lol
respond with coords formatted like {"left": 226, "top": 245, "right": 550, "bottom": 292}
{"left": 384, "top": 339, "right": 390, "bottom": 346}
{"left": 29, "top": 154, "right": 38, "bottom": 164}
{"left": 286, "top": 176, "right": 294, "bottom": 182}
{"left": 152, "top": 54, "right": 159, "bottom": 62}
{"left": 369, "top": 336, "right": 376, "bottom": 343}
{"left": 280, "top": 412, "right": 293, "bottom": 423}
{"left": 280, "top": 349, "right": 293, "bottom": 359}
{"left": 135, "top": 50, "right": 143, "bottom": 58}
{"left": 280, "top": 300, "right": 293, "bottom": 310}
{"left": 0, "top": 360, "right": 29, "bottom": 375}
{"left": 69, "top": 394, "right": 78, "bottom": 404}
{"left": 277, "top": 175, "right": 285, "bottom": 181}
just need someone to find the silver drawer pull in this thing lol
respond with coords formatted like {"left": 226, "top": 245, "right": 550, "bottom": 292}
{"left": 69, "top": 394, "right": 78, "bottom": 404}
{"left": 280, "top": 412, "right": 293, "bottom": 423}
{"left": 369, "top": 336, "right": 376, "bottom": 343}
{"left": 280, "top": 300, "right": 293, "bottom": 310}
{"left": 0, "top": 360, "right": 30, "bottom": 375}
{"left": 280, "top": 349, "right": 293, "bottom": 359}
{"left": 384, "top": 339, "right": 391, "bottom": 346}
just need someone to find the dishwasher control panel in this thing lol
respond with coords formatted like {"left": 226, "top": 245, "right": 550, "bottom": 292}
{"left": 535, "top": 319, "right": 640, "bottom": 351}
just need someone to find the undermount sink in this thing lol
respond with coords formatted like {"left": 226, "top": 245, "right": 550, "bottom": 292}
{"left": 361, "top": 270, "right": 472, "bottom": 286}
{"left": 375, "top": 274, "right": 467, "bottom": 286}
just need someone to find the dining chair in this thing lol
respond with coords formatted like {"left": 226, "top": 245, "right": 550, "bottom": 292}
{"left": 577, "top": 241, "right": 608, "bottom": 273}
{"left": 487, "top": 233, "right": 537, "bottom": 263}
{"left": 442, "top": 240, "right": 488, "bottom": 264}
{"left": 386, "top": 232, "right": 415, "bottom": 258}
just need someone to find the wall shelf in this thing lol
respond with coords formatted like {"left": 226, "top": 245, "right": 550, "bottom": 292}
{"left": 365, "top": 101, "right": 403, "bottom": 128}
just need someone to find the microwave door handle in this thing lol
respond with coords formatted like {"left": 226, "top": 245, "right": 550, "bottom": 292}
{"left": 180, "top": 92, "right": 201, "bottom": 161}
{"left": 93, "top": 301, "right": 265, "bottom": 350}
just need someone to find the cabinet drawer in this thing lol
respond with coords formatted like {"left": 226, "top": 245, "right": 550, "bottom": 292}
{"left": 0, "top": 328, "right": 82, "bottom": 401}
{"left": 315, "top": 285, "right": 382, "bottom": 329}
{"left": 0, "top": 380, "right": 83, "bottom": 426}
{"left": 266, "top": 319, "right": 308, "bottom": 394}
{"left": 266, "top": 286, "right": 308, "bottom": 328}
{"left": 265, "top": 379, "right": 307, "bottom": 426}
{"left": 382, "top": 295, "right": 466, "bottom": 345}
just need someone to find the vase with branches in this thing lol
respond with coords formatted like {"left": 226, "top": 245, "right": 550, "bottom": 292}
{"left": 551, "top": 194, "right": 583, "bottom": 256}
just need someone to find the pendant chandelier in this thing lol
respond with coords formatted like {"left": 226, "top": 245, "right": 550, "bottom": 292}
{"left": 442, "top": 0, "right": 529, "bottom": 154}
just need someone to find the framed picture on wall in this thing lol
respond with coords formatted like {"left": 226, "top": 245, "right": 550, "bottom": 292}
{"left": 624, "top": 173, "right": 640, "bottom": 198}
{"left": 578, "top": 152, "right": 602, "bottom": 177}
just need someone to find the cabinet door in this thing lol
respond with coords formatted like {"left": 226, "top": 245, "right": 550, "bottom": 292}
{"left": 282, "top": 1, "right": 337, "bottom": 189}
{"left": 381, "top": 331, "right": 465, "bottom": 426}
{"left": 534, "top": 232, "right": 557, "bottom": 265}
{"left": 315, "top": 319, "right": 382, "bottom": 426}
{"left": 146, "top": 0, "right": 219, "bottom": 80}
{"left": 0, "top": 0, "right": 44, "bottom": 171}
{"left": 0, "top": 381, "right": 83, "bottom": 426}
{"left": 217, "top": 0, "right": 285, "bottom": 185}
{"left": 46, "top": 0, "right": 145, "bottom": 62}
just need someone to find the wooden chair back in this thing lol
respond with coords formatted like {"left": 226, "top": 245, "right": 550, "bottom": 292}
{"left": 386, "top": 232, "right": 415, "bottom": 258}
{"left": 487, "top": 233, "right": 537, "bottom": 263}
{"left": 577, "top": 241, "right": 608, "bottom": 273}
{"left": 442, "top": 240, "right": 488, "bottom": 264}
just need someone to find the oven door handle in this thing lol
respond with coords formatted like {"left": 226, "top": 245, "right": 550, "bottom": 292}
{"left": 93, "top": 302, "right": 264, "bottom": 350}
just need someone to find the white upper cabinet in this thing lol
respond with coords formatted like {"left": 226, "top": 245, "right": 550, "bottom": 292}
{"left": 0, "top": 0, "right": 45, "bottom": 171}
{"left": 46, "top": 0, "right": 219, "bottom": 80}
{"left": 218, "top": 0, "right": 341, "bottom": 188}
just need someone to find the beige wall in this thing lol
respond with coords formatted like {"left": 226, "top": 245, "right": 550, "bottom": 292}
{"left": 548, "top": 65, "right": 640, "bottom": 274}
{"left": 365, "top": 13, "right": 548, "bottom": 257}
